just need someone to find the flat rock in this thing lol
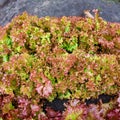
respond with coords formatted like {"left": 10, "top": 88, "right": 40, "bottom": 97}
{"left": 0, "top": 0, "right": 120, "bottom": 26}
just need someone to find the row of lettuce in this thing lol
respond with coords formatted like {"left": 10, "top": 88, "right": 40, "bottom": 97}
{"left": 0, "top": 12, "right": 120, "bottom": 119}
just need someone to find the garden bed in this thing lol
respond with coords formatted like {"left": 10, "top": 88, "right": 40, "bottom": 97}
{"left": 0, "top": 11, "right": 120, "bottom": 119}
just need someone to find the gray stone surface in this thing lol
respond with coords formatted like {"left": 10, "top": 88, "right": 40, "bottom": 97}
{"left": 0, "top": 0, "right": 120, "bottom": 26}
{"left": 0, "top": 0, "right": 8, "bottom": 6}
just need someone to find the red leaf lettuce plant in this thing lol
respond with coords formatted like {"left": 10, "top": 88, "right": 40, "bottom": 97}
{"left": 0, "top": 11, "right": 120, "bottom": 119}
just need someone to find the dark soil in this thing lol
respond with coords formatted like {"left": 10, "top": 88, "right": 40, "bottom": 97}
{"left": 0, "top": 0, "right": 120, "bottom": 26}
{"left": 43, "top": 94, "right": 116, "bottom": 112}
